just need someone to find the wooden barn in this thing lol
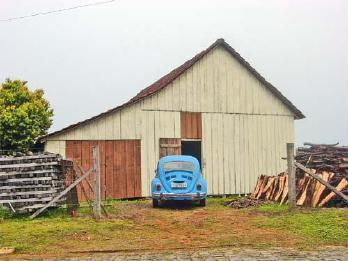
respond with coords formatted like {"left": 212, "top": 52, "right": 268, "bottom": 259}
{"left": 42, "top": 39, "right": 304, "bottom": 200}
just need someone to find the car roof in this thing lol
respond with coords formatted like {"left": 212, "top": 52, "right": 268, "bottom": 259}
{"left": 159, "top": 155, "right": 199, "bottom": 164}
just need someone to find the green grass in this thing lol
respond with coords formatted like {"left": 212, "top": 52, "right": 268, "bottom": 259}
{"left": 253, "top": 203, "right": 348, "bottom": 245}
{"left": 0, "top": 199, "right": 347, "bottom": 257}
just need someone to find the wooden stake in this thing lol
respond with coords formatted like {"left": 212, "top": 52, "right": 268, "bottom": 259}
{"left": 287, "top": 143, "right": 296, "bottom": 209}
{"left": 92, "top": 146, "right": 101, "bottom": 220}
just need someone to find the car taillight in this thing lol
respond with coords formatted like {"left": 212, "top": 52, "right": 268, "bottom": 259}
{"left": 156, "top": 183, "right": 161, "bottom": 191}
{"left": 196, "top": 183, "right": 202, "bottom": 190}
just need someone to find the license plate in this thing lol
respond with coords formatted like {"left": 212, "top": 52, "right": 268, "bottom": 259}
{"left": 171, "top": 182, "right": 187, "bottom": 188}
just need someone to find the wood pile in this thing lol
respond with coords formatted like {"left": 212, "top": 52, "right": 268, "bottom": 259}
{"left": 0, "top": 153, "right": 70, "bottom": 213}
{"left": 225, "top": 198, "right": 264, "bottom": 209}
{"left": 297, "top": 143, "right": 348, "bottom": 174}
{"left": 251, "top": 144, "right": 348, "bottom": 208}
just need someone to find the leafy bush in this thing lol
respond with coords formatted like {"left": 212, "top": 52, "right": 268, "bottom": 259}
{"left": 0, "top": 79, "right": 53, "bottom": 152}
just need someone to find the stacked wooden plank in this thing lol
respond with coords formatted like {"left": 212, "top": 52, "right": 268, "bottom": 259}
{"left": 0, "top": 153, "right": 68, "bottom": 213}
{"left": 296, "top": 143, "right": 348, "bottom": 174}
{"left": 251, "top": 144, "right": 348, "bottom": 207}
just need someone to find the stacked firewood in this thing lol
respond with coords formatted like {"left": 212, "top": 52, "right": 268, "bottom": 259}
{"left": 251, "top": 144, "right": 348, "bottom": 207}
{"left": 296, "top": 143, "right": 348, "bottom": 174}
{"left": 0, "top": 153, "right": 70, "bottom": 213}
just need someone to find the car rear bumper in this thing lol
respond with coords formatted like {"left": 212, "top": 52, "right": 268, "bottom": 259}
{"left": 152, "top": 192, "right": 207, "bottom": 201}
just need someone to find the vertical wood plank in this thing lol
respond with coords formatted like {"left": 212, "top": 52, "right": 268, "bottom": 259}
{"left": 126, "top": 141, "right": 135, "bottom": 197}
{"left": 191, "top": 113, "right": 198, "bottom": 139}
{"left": 134, "top": 140, "right": 141, "bottom": 197}
{"left": 113, "top": 141, "right": 120, "bottom": 198}
{"left": 180, "top": 112, "right": 202, "bottom": 139}
{"left": 105, "top": 141, "right": 114, "bottom": 199}
{"left": 98, "top": 141, "right": 106, "bottom": 200}
{"left": 197, "top": 113, "right": 202, "bottom": 139}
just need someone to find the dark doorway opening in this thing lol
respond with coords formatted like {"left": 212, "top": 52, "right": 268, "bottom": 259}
{"left": 181, "top": 140, "right": 201, "bottom": 167}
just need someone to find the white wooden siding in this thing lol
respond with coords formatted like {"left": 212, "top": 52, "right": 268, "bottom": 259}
{"left": 45, "top": 45, "right": 296, "bottom": 197}
{"left": 45, "top": 140, "right": 66, "bottom": 158}
{"left": 201, "top": 113, "right": 293, "bottom": 195}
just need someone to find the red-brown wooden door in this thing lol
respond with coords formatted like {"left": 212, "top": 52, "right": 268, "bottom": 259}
{"left": 66, "top": 140, "right": 141, "bottom": 201}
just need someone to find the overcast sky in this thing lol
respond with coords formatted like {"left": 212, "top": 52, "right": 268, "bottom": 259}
{"left": 1, "top": 0, "right": 347, "bottom": 146}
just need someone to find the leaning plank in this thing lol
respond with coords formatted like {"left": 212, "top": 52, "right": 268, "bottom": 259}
{"left": 265, "top": 177, "right": 276, "bottom": 200}
{"left": 311, "top": 172, "right": 333, "bottom": 207}
{"left": 318, "top": 178, "right": 348, "bottom": 207}
{"left": 280, "top": 175, "right": 289, "bottom": 205}
{"left": 274, "top": 176, "right": 285, "bottom": 202}
{"left": 250, "top": 176, "right": 262, "bottom": 199}
{"left": 30, "top": 168, "right": 93, "bottom": 219}
{"left": 297, "top": 177, "right": 311, "bottom": 206}
{"left": 294, "top": 162, "right": 348, "bottom": 204}
{"left": 269, "top": 177, "right": 280, "bottom": 200}
{"left": 256, "top": 176, "right": 269, "bottom": 199}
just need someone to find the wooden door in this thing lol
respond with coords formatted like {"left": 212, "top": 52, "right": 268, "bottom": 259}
{"left": 66, "top": 140, "right": 141, "bottom": 201}
{"left": 181, "top": 112, "right": 202, "bottom": 139}
{"left": 159, "top": 138, "right": 181, "bottom": 158}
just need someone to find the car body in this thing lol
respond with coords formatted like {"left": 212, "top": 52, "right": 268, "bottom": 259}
{"left": 151, "top": 155, "right": 207, "bottom": 207}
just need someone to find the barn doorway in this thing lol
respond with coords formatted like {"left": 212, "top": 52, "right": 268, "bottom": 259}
{"left": 181, "top": 140, "right": 201, "bottom": 167}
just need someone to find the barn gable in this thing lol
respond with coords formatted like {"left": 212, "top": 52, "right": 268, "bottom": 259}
{"left": 141, "top": 45, "right": 298, "bottom": 116}
{"left": 44, "top": 38, "right": 303, "bottom": 141}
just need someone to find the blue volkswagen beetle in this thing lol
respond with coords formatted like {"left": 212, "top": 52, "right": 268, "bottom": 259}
{"left": 151, "top": 155, "right": 207, "bottom": 207}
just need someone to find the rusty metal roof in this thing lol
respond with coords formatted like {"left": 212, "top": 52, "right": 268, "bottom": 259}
{"left": 43, "top": 38, "right": 304, "bottom": 140}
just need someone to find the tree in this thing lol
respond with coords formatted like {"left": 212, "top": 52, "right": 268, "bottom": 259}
{"left": 0, "top": 79, "right": 53, "bottom": 152}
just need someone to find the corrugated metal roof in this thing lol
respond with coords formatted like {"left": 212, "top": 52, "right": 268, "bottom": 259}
{"left": 42, "top": 38, "right": 304, "bottom": 140}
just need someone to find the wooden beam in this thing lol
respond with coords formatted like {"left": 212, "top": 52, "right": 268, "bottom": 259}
{"left": 287, "top": 143, "right": 296, "bottom": 209}
{"left": 29, "top": 168, "right": 93, "bottom": 219}
{"left": 294, "top": 161, "right": 348, "bottom": 204}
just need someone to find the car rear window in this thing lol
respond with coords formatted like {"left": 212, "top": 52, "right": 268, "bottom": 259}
{"left": 163, "top": 161, "right": 194, "bottom": 172}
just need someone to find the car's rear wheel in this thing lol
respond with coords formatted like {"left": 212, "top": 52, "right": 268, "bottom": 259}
{"left": 152, "top": 199, "right": 159, "bottom": 208}
{"left": 199, "top": 199, "right": 206, "bottom": 207}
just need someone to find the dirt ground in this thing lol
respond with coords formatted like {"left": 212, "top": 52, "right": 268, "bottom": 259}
{"left": 1, "top": 197, "right": 347, "bottom": 260}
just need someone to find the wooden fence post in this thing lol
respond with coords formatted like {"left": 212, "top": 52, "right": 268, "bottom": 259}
{"left": 287, "top": 143, "right": 296, "bottom": 209}
{"left": 92, "top": 146, "right": 101, "bottom": 219}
